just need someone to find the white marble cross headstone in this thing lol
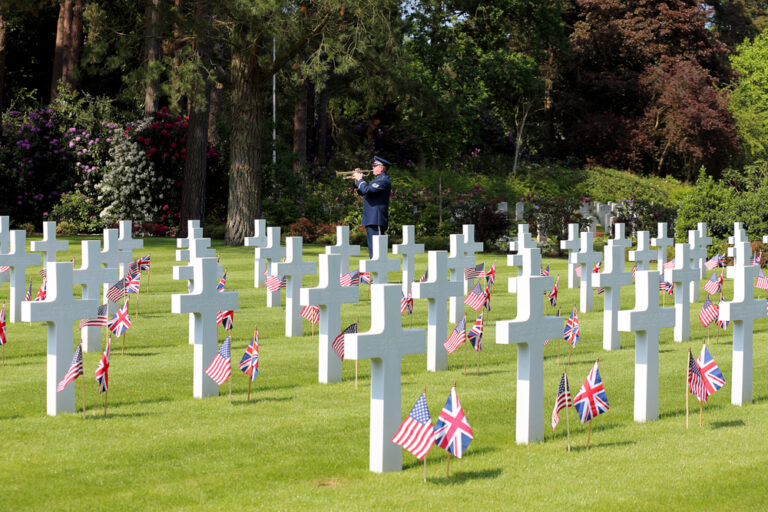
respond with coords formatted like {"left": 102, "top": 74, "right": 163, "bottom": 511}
{"left": 73, "top": 240, "right": 119, "bottom": 352}
{"left": 30, "top": 221, "right": 69, "bottom": 266}
{"left": 325, "top": 225, "right": 361, "bottom": 279}
{"left": 174, "top": 236, "right": 216, "bottom": 345}
{"left": 594, "top": 236, "right": 633, "bottom": 350}
{"left": 345, "top": 283, "right": 426, "bottom": 473}
{"left": 496, "top": 233, "right": 563, "bottom": 444}
{"left": 300, "top": 253, "right": 359, "bottom": 383}
{"left": 507, "top": 224, "right": 537, "bottom": 294}
{"left": 570, "top": 231, "right": 602, "bottom": 313}
{"left": 728, "top": 222, "right": 747, "bottom": 247}
{"left": 360, "top": 235, "right": 399, "bottom": 285}
{"left": 117, "top": 220, "right": 143, "bottom": 278}
{"left": 392, "top": 225, "right": 425, "bottom": 296}
{"left": 560, "top": 223, "right": 580, "bottom": 289}
{"left": 629, "top": 231, "right": 657, "bottom": 271}
{"left": 273, "top": 237, "right": 316, "bottom": 337}
{"left": 176, "top": 220, "right": 203, "bottom": 263}
{"left": 446, "top": 227, "right": 482, "bottom": 323}
{"left": 101, "top": 228, "right": 135, "bottom": 313}
{"left": 651, "top": 223, "right": 674, "bottom": 274}
{"left": 719, "top": 239, "right": 763, "bottom": 406}
{"left": 411, "top": 250, "right": 463, "bottom": 372}
{"left": 0, "top": 216, "right": 9, "bottom": 284}
{"left": 171, "top": 257, "right": 239, "bottom": 398}
{"left": 21, "top": 262, "right": 96, "bottom": 415}
{"left": 617, "top": 269, "right": 674, "bottom": 422}
{"left": 244, "top": 219, "right": 267, "bottom": 288}
{"left": 255, "top": 227, "right": 285, "bottom": 307}
{"left": 687, "top": 229, "right": 706, "bottom": 303}
{"left": 663, "top": 243, "right": 700, "bottom": 342}
{"left": 0, "top": 230, "right": 42, "bottom": 322}
{"left": 611, "top": 223, "right": 632, "bottom": 248}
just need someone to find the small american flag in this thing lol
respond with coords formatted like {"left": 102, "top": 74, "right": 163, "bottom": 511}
{"left": 217, "top": 270, "right": 227, "bottom": 292}
{"left": 108, "top": 300, "right": 131, "bottom": 337}
{"left": 688, "top": 351, "right": 708, "bottom": 403}
{"left": 34, "top": 280, "right": 47, "bottom": 301}
{"left": 705, "top": 254, "right": 720, "bottom": 270}
{"left": 128, "top": 260, "right": 139, "bottom": 276}
{"left": 444, "top": 317, "right": 466, "bottom": 354}
{"left": 464, "top": 263, "right": 485, "bottom": 280}
{"left": 205, "top": 335, "right": 232, "bottom": 385}
{"left": 756, "top": 268, "right": 768, "bottom": 291}
{"left": 265, "top": 274, "right": 286, "bottom": 293}
{"left": 39, "top": 268, "right": 47, "bottom": 279}
{"left": 125, "top": 272, "right": 141, "bottom": 294}
{"left": 704, "top": 271, "right": 723, "bottom": 295}
{"left": 540, "top": 264, "right": 550, "bottom": 277}
{"left": 551, "top": 371, "right": 572, "bottom": 430}
{"left": 463, "top": 282, "right": 486, "bottom": 311}
{"left": 632, "top": 264, "right": 637, "bottom": 281}
{"left": 239, "top": 331, "right": 259, "bottom": 381}
{"left": 339, "top": 270, "right": 360, "bottom": 287}
{"left": 418, "top": 267, "right": 428, "bottom": 283}
{"left": 486, "top": 260, "right": 496, "bottom": 286}
{"left": 548, "top": 276, "right": 559, "bottom": 307}
{"left": 467, "top": 312, "right": 483, "bottom": 351}
{"left": 94, "top": 337, "right": 111, "bottom": 394}
{"left": 0, "top": 266, "right": 8, "bottom": 273}
{"left": 575, "top": 265, "right": 582, "bottom": 278}
{"left": 332, "top": 322, "right": 357, "bottom": 361}
{"left": 0, "top": 303, "right": 6, "bottom": 345}
{"left": 400, "top": 291, "right": 413, "bottom": 315}
{"left": 563, "top": 307, "right": 579, "bottom": 348}
{"left": 24, "top": 279, "right": 32, "bottom": 301}
{"left": 79, "top": 303, "right": 109, "bottom": 329}
{"left": 360, "top": 272, "right": 372, "bottom": 285}
{"left": 659, "top": 281, "right": 674, "bottom": 295}
{"left": 716, "top": 296, "right": 729, "bottom": 330}
{"left": 391, "top": 393, "right": 436, "bottom": 460}
{"left": 216, "top": 310, "right": 234, "bottom": 330}
{"left": 57, "top": 344, "right": 83, "bottom": 392}
{"left": 106, "top": 279, "right": 127, "bottom": 303}
{"left": 698, "top": 297, "right": 719, "bottom": 327}
{"left": 300, "top": 305, "right": 320, "bottom": 324}
{"left": 663, "top": 259, "right": 676, "bottom": 269}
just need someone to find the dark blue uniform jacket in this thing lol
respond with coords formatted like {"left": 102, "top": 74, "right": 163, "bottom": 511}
{"left": 356, "top": 173, "right": 391, "bottom": 231}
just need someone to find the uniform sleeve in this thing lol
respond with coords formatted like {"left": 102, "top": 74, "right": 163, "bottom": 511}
{"left": 357, "top": 177, "right": 390, "bottom": 197}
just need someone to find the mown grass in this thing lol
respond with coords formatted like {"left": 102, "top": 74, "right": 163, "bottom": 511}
{"left": 1, "top": 237, "right": 767, "bottom": 511}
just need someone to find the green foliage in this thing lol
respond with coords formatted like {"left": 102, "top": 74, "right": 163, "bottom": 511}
{"left": 49, "top": 191, "right": 103, "bottom": 234}
{"left": 675, "top": 169, "right": 737, "bottom": 245}
{"left": 522, "top": 192, "right": 590, "bottom": 255}
{"left": 730, "top": 28, "right": 768, "bottom": 164}
{"left": 584, "top": 167, "right": 687, "bottom": 208}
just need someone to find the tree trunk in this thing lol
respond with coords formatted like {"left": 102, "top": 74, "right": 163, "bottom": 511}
{"left": 61, "top": 0, "right": 84, "bottom": 88}
{"left": 226, "top": 40, "right": 264, "bottom": 245}
{"left": 143, "top": 0, "right": 163, "bottom": 115}
{"left": 512, "top": 100, "right": 531, "bottom": 176}
{"left": 0, "top": 13, "right": 7, "bottom": 109}
{"left": 180, "top": 0, "right": 213, "bottom": 237}
{"left": 293, "top": 76, "right": 308, "bottom": 175}
{"left": 51, "top": 0, "right": 74, "bottom": 101}
{"left": 316, "top": 86, "right": 329, "bottom": 165}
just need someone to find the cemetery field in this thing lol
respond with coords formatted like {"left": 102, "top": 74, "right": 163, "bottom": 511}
{"left": 1, "top": 237, "right": 768, "bottom": 511}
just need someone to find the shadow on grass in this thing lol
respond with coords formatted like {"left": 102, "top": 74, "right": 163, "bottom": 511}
{"left": 232, "top": 396, "right": 292, "bottom": 406}
{"left": 659, "top": 402, "right": 726, "bottom": 421}
{"left": 568, "top": 439, "right": 636, "bottom": 452}
{"left": 428, "top": 467, "right": 502, "bottom": 485}
{"left": 91, "top": 411, "right": 153, "bottom": 420}
{"left": 711, "top": 419, "right": 745, "bottom": 429}
{"left": 120, "top": 352, "right": 159, "bottom": 358}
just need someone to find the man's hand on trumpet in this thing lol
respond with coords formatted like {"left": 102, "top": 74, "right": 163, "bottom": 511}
{"left": 352, "top": 168, "right": 364, "bottom": 181}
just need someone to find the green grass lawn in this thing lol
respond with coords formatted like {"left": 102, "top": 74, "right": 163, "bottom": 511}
{"left": 1, "top": 237, "right": 767, "bottom": 511}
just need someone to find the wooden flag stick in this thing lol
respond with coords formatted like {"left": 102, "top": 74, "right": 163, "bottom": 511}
{"left": 136, "top": 282, "right": 140, "bottom": 317}
{"left": 686, "top": 349, "right": 690, "bottom": 429}
{"left": 229, "top": 375, "right": 232, "bottom": 404}
{"left": 355, "top": 317, "right": 359, "bottom": 390}
{"left": 423, "top": 385, "right": 428, "bottom": 483}
{"left": 2, "top": 344, "right": 4, "bottom": 367}
{"left": 247, "top": 378, "right": 252, "bottom": 402}
{"left": 699, "top": 401, "right": 703, "bottom": 427}
{"left": 463, "top": 315, "right": 467, "bottom": 376}
{"left": 586, "top": 419, "right": 592, "bottom": 450}
{"left": 446, "top": 453, "right": 451, "bottom": 478}
{"left": 565, "top": 367, "right": 571, "bottom": 452}
{"left": 82, "top": 370, "right": 86, "bottom": 420}
{"left": 147, "top": 254, "right": 151, "bottom": 293}
{"left": 103, "top": 388, "right": 108, "bottom": 418}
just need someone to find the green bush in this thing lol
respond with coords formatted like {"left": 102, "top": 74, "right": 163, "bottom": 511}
{"left": 50, "top": 190, "right": 103, "bottom": 234}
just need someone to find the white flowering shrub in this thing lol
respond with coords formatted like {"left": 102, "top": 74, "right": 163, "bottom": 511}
{"left": 97, "top": 119, "right": 173, "bottom": 224}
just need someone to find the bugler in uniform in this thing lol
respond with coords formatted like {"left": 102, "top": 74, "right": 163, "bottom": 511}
{"left": 355, "top": 156, "right": 392, "bottom": 257}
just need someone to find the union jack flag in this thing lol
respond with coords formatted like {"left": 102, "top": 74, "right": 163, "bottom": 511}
{"left": 486, "top": 260, "right": 496, "bottom": 286}
{"left": 444, "top": 317, "right": 466, "bottom": 354}
{"left": 216, "top": 310, "right": 234, "bottom": 331}
{"left": 563, "top": 307, "right": 579, "bottom": 348}
{"left": 540, "top": 264, "right": 550, "bottom": 276}
{"left": 94, "top": 337, "right": 111, "bottom": 394}
{"left": 688, "top": 351, "right": 708, "bottom": 403}
{"left": 756, "top": 268, "right": 768, "bottom": 291}
{"left": 573, "top": 361, "right": 609, "bottom": 423}
{"left": 548, "top": 276, "right": 559, "bottom": 307}
{"left": 391, "top": 393, "right": 436, "bottom": 461}
{"left": 217, "top": 270, "right": 227, "bottom": 292}
{"left": 400, "top": 291, "right": 413, "bottom": 315}
{"left": 57, "top": 344, "right": 83, "bottom": 392}
{"left": 360, "top": 272, "right": 372, "bottom": 285}
{"left": 332, "top": 322, "right": 357, "bottom": 361}
{"left": 106, "top": 279, "right": 126, "bottom": 302}
{"left": 464, "top": 263, "right": 485, "bottom": 280}
{"left": 300, "top": 305, "right": 320, "bottom": 324}
{"left": 593, "top": 261, "right": 601, "bottom": 273}
{"left": 716, "top": 296, "right": 729, "bottom": 330}
{"left": 24, "top": 279, "right": 32, "bottom": 301}
{"left": 138, "top": 254, "right": 151, "bottom": 271}
{"left": 551, "top": 371, "right": 572, "bottom": 430}
{"left": 239, "top": 331, "right": 259, "bottom": 381}
{"left": 205, "top": 335, "right": 231, "bottom": 385}
{"left": 434, "top": 386, "right": 473, "bottom": 458}
{"left": 265, "top": 274, "right": 286, "bottom": 293}
{"left": 483, "top": 285, "right": 491, "bottom": 311}
{"left": 108, "top": 300, "right": 132, "bottom": 337}
{"left": 79, "top": 303, "right": 109, "bottom": 329}
{"left": 463, "top": 282, "right": 486, "bottom": 311}
{"left": 339, "top": 270, "right": 360, "bottom": 287}
{"left": 467, "top": 312, "right": 483, "bottom": 351}
{"left": 698, "top": 297, "right": 719, "bottom": 327}
{"left": 697, "top": 344, "right": 725, "bottom": 398}
{"left": 659, "top": 281, "right": 674, "bottom": 295}
{"left": 34, "top": 280, "right": 47, "bottom": 301}
{"left": 752, "top": 252, "right": 762, "bottom": 266}
{"left": 0, "top": 303, "right": 5, "bottom": 345}
{"left": 704, "top": 271, "right": 724, "bottom": 295}
{"left": 125, "top": 272, "right": 140, "bottom": 294}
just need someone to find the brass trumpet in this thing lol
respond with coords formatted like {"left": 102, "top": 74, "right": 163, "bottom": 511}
{"left": 335, "top": 168, "right": 371, "bottom": 180}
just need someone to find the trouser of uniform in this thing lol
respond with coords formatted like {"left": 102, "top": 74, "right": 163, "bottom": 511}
{"left": 365, "top": 225, "right": 383, "bottom": 258}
